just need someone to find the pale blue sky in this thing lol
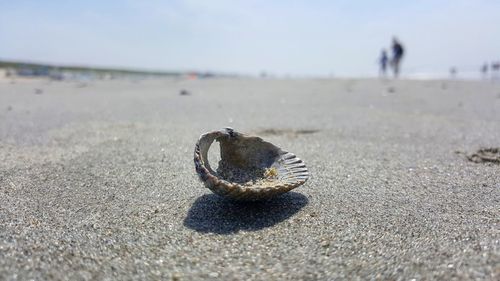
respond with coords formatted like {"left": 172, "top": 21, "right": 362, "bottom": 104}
{"left": 0, "top": 0, "right": 499, "bottom": 77}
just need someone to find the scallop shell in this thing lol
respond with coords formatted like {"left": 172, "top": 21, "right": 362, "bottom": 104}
{"left": 194, "top": 128, "right": 309, "bottom": 200}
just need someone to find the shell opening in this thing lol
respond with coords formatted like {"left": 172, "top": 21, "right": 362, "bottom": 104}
{"left": 215, "top": 134, "right": 281, "bottom": 185}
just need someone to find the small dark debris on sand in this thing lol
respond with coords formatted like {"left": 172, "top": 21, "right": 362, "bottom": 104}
{"left": 456, "top": 148, "right": 500, "bottom": 164}
{"left": 76, "top": 82, "right": 88, "bottom": 88}
{"left": 256, "top": 128, "right": 319, "bottom": 137}
{"left": 179, "top": 89, "right": 191, "bottom": 96}
{"left": 387, "top": 87, "right": 395, "bottom": 93}
{"left": 34, "top": 88, "right": 43, "bottom": 94}
{"left": 7, "top": 105, "right": 12, "bottom": 111}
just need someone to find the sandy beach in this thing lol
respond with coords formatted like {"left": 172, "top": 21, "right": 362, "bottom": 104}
{"left": 0, "top": 77, "right": 499, "bottom": 280}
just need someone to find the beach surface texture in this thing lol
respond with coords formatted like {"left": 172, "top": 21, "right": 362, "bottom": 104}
{"left": 1, "top": 78, "right": 499, "bottom": 280}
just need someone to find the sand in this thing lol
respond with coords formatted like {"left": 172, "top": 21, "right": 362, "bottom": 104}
{"left": 0, "top": 77, "right": 499, "bottom": 280}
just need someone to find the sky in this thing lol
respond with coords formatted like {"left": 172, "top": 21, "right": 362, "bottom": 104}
{"left": 0, "top": 0, "right": 499, "bottom": 77}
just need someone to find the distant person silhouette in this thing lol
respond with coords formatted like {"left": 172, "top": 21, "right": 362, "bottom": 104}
{"left": 379, "top": 49, "right": 388, "bottom": 77}
{"left": 391, "top": 37, "right": 404, "bottom": 78}
{"left": 450, "top": 67, "right": 457, "bottom": 79}
{"left": 481, "top": 63, "right": 488, "bottom": 79}
{"left": 492, "top": 61, "right": 500, "bottom": 80}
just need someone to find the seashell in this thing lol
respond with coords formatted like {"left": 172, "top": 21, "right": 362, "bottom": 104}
{"left": 194, "top": 128, "right": 309, "bottom": 200}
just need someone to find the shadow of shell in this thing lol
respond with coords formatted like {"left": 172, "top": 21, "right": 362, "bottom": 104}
{"left": 183, "top": 192, "right": 309, "bottom": 234}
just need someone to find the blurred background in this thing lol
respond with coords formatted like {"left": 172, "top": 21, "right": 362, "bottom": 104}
{"left": 2, "top": 2, "right": 500, "bottom": 280}
{"left": 1, "top": 0, "right": 499, "bottom": 79}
